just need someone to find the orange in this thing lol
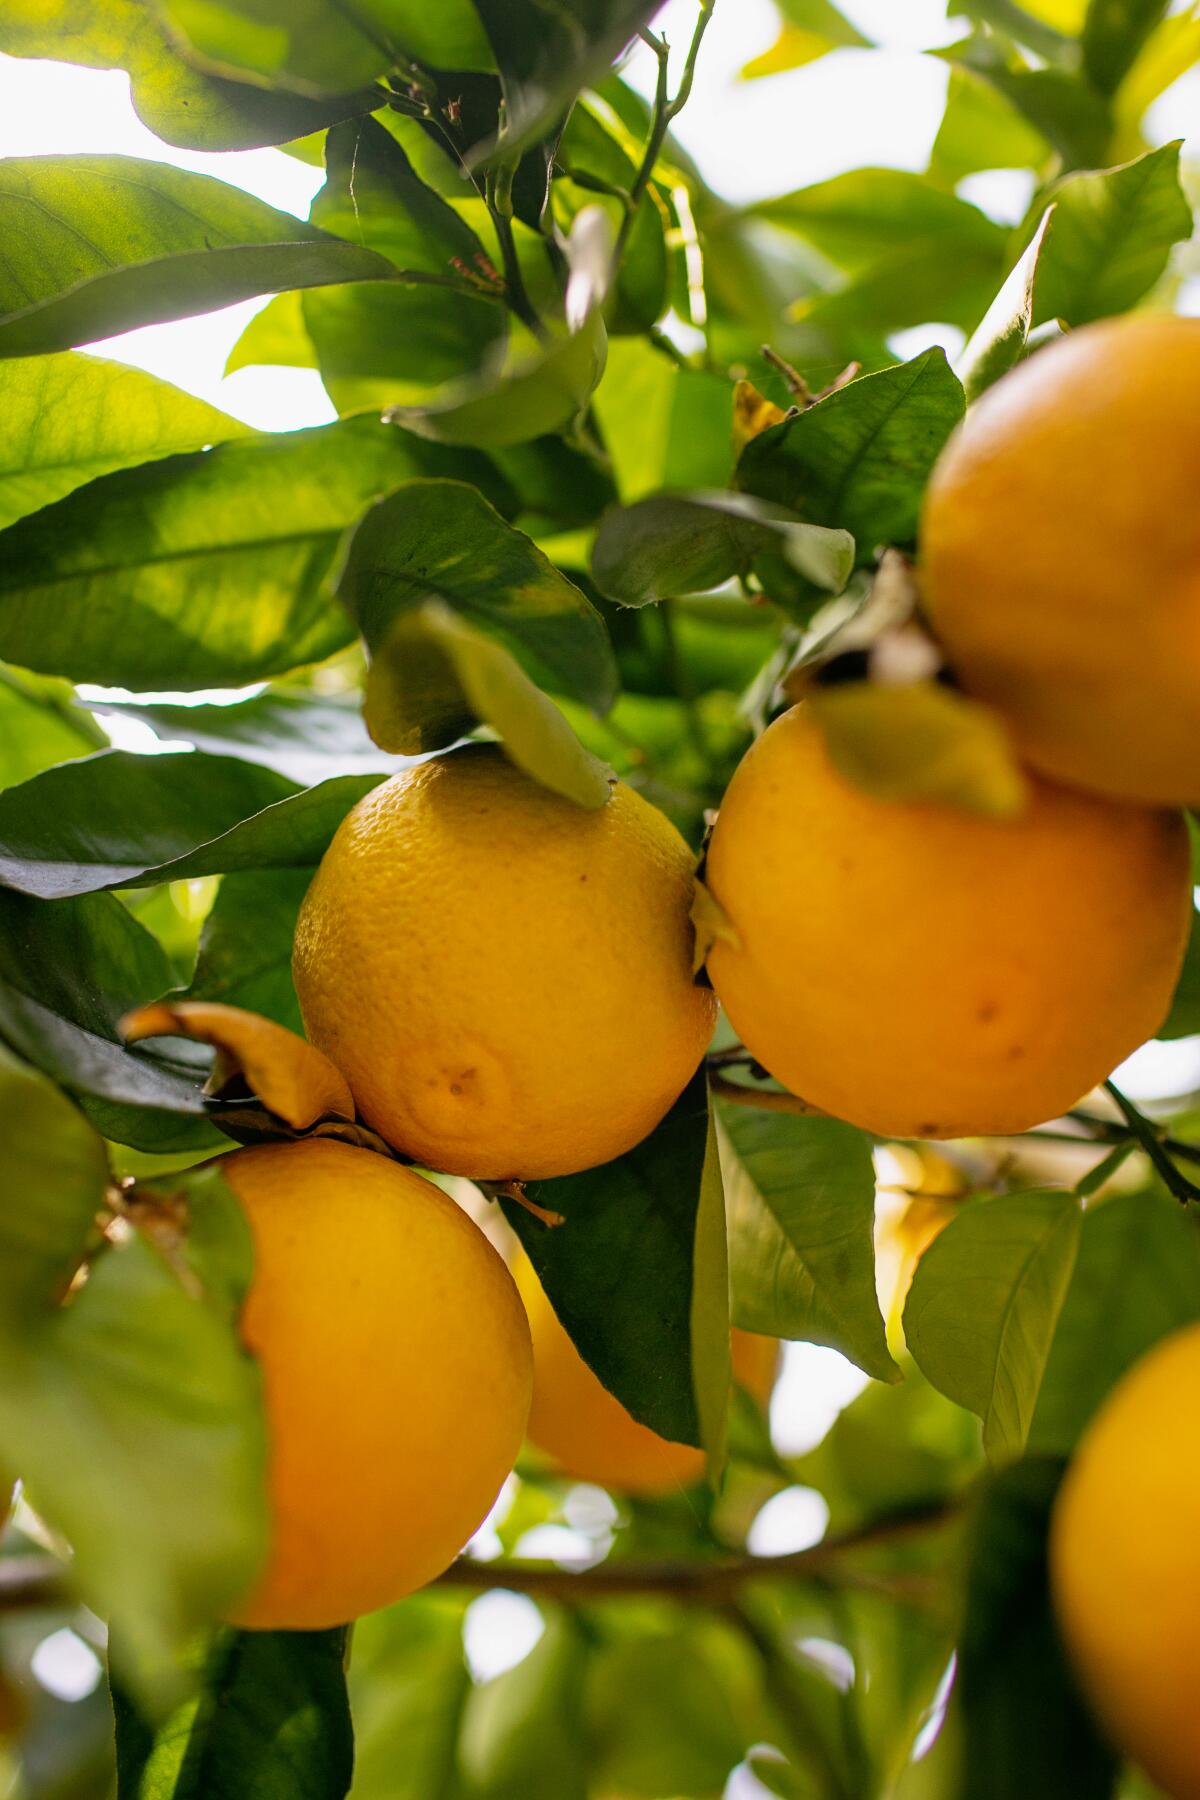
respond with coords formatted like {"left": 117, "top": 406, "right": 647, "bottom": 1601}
{"left": 514, "top": 1252, "right": 778, "bottom": 1495}
{"left": 703, "top": 705, "right": 1189, "bottom": 1140}
{"left": 1051, "top": 1322, "right": 1200, "bottom": 1799}
{"left": 293, "top": 746, "right": 716, "bottom": 1180}
{"left": 221, "top": 1138, "right": 531, "bottom": 1629}
{"left": 921, "top": 314, "right": 1200, "bottom": 804}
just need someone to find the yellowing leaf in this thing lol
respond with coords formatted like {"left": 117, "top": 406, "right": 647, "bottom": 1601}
{"left": 732, "top": 379, "right": 789, "bottom": 454}
{"left": 808, "top": 681, "right": 1029, "bottom": 818}
{"left": 689, "top": 876, "right": 741, "bottom": 974}
{"left": 122, "top": 1001, "right": 354, "bottom": 1130}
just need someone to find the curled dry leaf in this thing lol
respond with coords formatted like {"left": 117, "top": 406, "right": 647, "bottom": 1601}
{"left": 121, "top": 1000, "right": 354, "bottom": 1131}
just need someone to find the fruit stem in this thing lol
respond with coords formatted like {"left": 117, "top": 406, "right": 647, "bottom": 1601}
{"left": 707, "top": 1069, "right": 829, "bottom": 1118}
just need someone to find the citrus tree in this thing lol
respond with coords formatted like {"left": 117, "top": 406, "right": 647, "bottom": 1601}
{"left": 0, "top": 0, "right": 1199, "bottom": 1795}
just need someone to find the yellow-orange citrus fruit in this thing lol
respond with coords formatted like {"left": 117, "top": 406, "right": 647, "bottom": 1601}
{"left": 222, "top": 1138, "right": 531, "bottom": 1630}
{"left": 1051, "top": 1322, "right": 1200, "bottom": 1799}
{"left": 921, "top": 314, "right": 1200, "bottom": 805}
{"left": 293, "top": 746, "right": 716, "bottom": 1180}
{"left": 703, "top": 706, "right": 1189, "bottom": 1141}
{"left": 513, "top": 1252, "right": 778, "bottom": 1495}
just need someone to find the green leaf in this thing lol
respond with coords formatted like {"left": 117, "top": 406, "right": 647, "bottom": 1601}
{"left": 591, "top": 492, "right": 854, "bottom": 608}
{"left": 387, "top": 310, "right": 609, "bottom": 449}
{"left": 957, "top": 1460, "right": 1118, "bottom": 1800}
{"left": 469, "top": 0, "right": 660, "bottom": 163}
{"left": 693, "top": 1102, "right": 732, "bottom": 1482}
{"left": 337, "top": 479, "right": 618, "bottom": 718}
{"left": 958, "top": 208, "right": 1054, "bottom": 403}
{"left": 588, "top": 1628, "right": 758, "bottom": 1798}
{"left": 741, "top": 0, "right": 871, "bottom": 78}
{"left": 0, "top": 666, "right": 107, "bottom": 789}
{"left": 460, "top": 1611, "right": 588, "bottom": 1800}
{"left": 903, "top": 1189, "right": 1082, "bottom": 1464}
{"left": 226, "top": 290, "right": 316, "bottom": 375}
{"left": 504, "top": 1070, "right": 721, "bottom": 1447}
{"left": 186, "top": 869, "right": 312, "bottom": 1037}
{"left": 807, "top": 681, "right": 1029, "bottom": 818}
{"left": 592, "top": 338, "right": 739, "bottom": 504}
{"left": 158, "top": 0, "right": 494, "bottom": 95}
{"left": 349, "top": 1595, "right": 469, "bottom": 1800}
{"left": 113, "top": 1624, "right": 352, "bottom": 1796}
{"left": 717, "top": 1100, "right": 898, "bottom": 1383}
{"left": 1030, "top": 140, "right": 1194, "bottom": 327}
{"left": 0, "top": 749, "right": 380, "bottom": 898}
{"left": 299, "top": 119, "right": 508, "bottom": 407}
{"left": 956, "top": 58, "right": 1112, "bottom": 170}
{"left": 0, "top": 0, "right": 371, "bottom": 151}
{"left": 0, "top": 888, "right": 219, "bottom": 1149}
{"left": 0, "top": 416, "right": 508, "bottom": 690}
{"left": 0, "top": 1073, "right": 267, "bottom": 1677}
{"left": 1028, "top": 1186, "right": 1200, "bottom": 1455}
{"left": 0, "top": 352, "right": 250, "bottom": 532}
{"left": 1159, "top": 902, "right": 1200, "bottom": 1038}
{"left": 752, "top": 167, "right": 1005, "bottom": 270}
{"left": 86, "top": 688, "right": 398, "bottom": 785}
{"left": 0, "top": 156, "right": 395, "bottom": 359}
{"left": 929, "top": 66, "right": 1050, "bottom": 186}
{"left": 1082, "top": 0, "right": 1170, "bottom": 95}
{"left": 736, "top": 350, "right": 965, "bottom": 558}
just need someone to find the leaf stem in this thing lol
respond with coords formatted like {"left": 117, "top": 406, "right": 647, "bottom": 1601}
{"left": 1104, "top": 1081, "right": 1200, "bottom": 1205}
{"left": 615, "top": 1, "right": 715, "bottom": 266}
{"left": 486, "top": 163, "right": 549, "bottom": 341}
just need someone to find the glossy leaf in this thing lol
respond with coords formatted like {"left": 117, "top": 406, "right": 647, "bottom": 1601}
{"left": 1028, "top": 1186, "right": 1200, "bottom": 1455}
{"left": 0, "top": 417, "right": 507, "bottom": 690}
{"left": 0, "top": 887, "right": 218, "bottom": 1149}
{"left": 113, "top": 1625, "right": 352, "bottom": 1796}
{"left": 0, "top": 0, "right": 370, "bottom": 150}
{"left": 86, "top": 689, "right": 400, "bottom": 784}
{"left": 0, "top": 1072, "right": 267, "bottom": 1676}
{"left": 0, "top": 749, "right": 380, "bottom": 899}
{"left": 736, "top": 350, "right": 965, "bottom": 557}
{"left": 504, "top": 1071, "right": 723, "bottom": 1448}
{"left": 0, "top": 156, "right": 394, "bottom": 358}
{"left": 1031, "top": 140, "right": 1193, "bottom": 327}
{"left": 0, "top": 352, "right": 249, "bottom": 531}
{"left": 469, "top": 0, "right": 660, "bottom": 162}
{"left": 0, "top": 667, "right": 106, "bottom": 789}
{"left": 337, "top": 479, "right": 618, "bottom": 718}
{"left": 717, "top": 1099, "right": 898, "bottom": 1383}
{"left": 958, "top": 208, "right": 1053, "bottom": 403}
{"left": 592, "top": 491, "right": 854, "bottom": 607}
{"left": 904, "top": 1189, "right": 1081, "bottom": 1463}
{"left": 957, "top": 1460, "right": 1118, "bottom": 1799}
{"left": 158, "top": 0, "right": 494, "bottom": 94}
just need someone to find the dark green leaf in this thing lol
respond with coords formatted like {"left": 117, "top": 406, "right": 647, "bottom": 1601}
{"left": 1028, "top": 1186, "right": 1200, "bottom": 1455}
{"left": 504, "top": 1070, "right": 720, "bottom": 1447}
{"left": 0, "top": 749, "right": 380, "bottom": 898}
{"left": 1083, "top": 0, "right": 1170, "bottom": 95}
{"left": 469, "top": 0, "right": 659, "bottom": 163}
{"left": 957, "top": 1460, "right": 1118, "bottom": 1800}
{"left": 0, "top": 0, "right": 371, "bottom": 150}
{"left": 0, "top": 156, "right": 395, "bottom": 359}
{"left": 186, "top": 869, "right": 311, "bottom": 1037}
{"left": 0, "top": 1081, "right": 267, "bottom": 1677}
{"left": 904, "top": 1189, "right": 1081, "bottom": 1463}
{"left": 158, "top": 0, "right": 494, "bottom": 94}
{"left": 693, "top": 1103, "right": 732, "bottom": 1481}
{"left": 85, "top": 689, "right": 398, "bottom": 784}
{"left": 387, "top": 311, "right": 608, "bottom": 448}
{"left": 1030, "top": 140, "right": 1193, "bottom": 327}
{"left": 717, "top": 1100, "right": 898, "bottom": 1383}
{"left": 490, "top": 434, "right": 618, "bottom": 533}
{"left": 0, "top": 887, "right": 219, "bottom": 1148}
{"left": 337, "top": 479, "right": 618, "bottom": 717}
{"left": 113, "top": 1624, "right": 352, "bottom": 1797}
{"left": 736, "top": 349, "right": 965, "bottom": 557}
{"left": 0, "top": 417, "right": 507, "bottom": 690}
{"left": 1160, "top": 903, "right": 1200, "bottom": 1038}
{"left": 591, "top": 492, "right": 853, "bottom": 607}
{"left": 0, "top": 352, "right": 249, "bottom": 531}
{"left": 0, "top": 667, "right": 107, "bottom": 788}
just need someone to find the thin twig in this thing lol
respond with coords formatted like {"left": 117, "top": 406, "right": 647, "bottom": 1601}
{"left": 486, "top": 161, "right": 548, "bottom": 341}
{"left": 1105, "top": 1081, "right": 1200, "bottom": 1205}
{"left": 708, "top": 1069, "right": 828, "bottom": 1118}
{"left": 615, "top": 1, "right": 715, "bottom": 266}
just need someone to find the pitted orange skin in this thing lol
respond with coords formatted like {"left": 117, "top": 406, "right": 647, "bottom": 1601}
{"left": 293, "top": 746, "right": 716, "bottom": 1180}
{"left": 223, "top": 1138, "right": 531, "bottom": 1630}
{"left": 921, "top": 314, "right": 1200, "bottom": 805}
{"left": 703, "top": 706, "right": 1190, "bottom": 1141}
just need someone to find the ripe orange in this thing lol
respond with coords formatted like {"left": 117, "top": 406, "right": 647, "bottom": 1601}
{"left": 1051, "top": 1322, "right": 1200, "bottom": 1799}
{"left": 221, "top": 1138, "right": 531, "bottom": 1630}
{"left": 921, "top": 314, "right": 1200, "bottom": 804}
{"left": 513, "top": 1252, "right": 778, "bottom": 1495}
{"left": 293, "top": 746, "right": 716, "bottom": 1180}
{"left": 703, "top": 706, "right": 1189, "bottom": 1140}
